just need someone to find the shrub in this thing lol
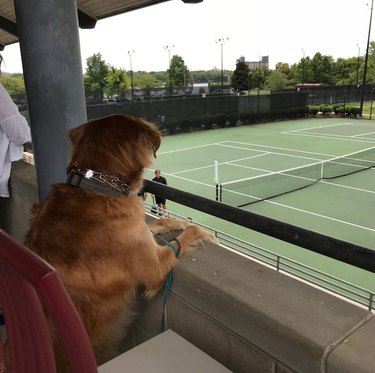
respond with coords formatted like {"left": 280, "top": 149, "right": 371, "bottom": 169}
{"left": 308, "top": 105, "right": 320, "bottom": 115}
{"left": 319, "top": 104, "right": 333, "bottom": 113}
{"left": 212, "top": 113, "right": 227, "bottom": 127}
{"left": 163, "top": 118, "right": 179, "bottom": 133}
{"left": 334, "top": 106, "right": 346, "bottom": 115}
{"left": 346, "top": 106, "right": 361, "bottom": 117}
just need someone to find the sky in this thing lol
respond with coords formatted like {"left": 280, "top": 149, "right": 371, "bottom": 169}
{"left": 0, "top": 0, "right": 373, "bottom": 74}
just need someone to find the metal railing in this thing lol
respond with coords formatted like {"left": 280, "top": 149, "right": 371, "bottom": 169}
{"left": 145, "top": 202, "right": 375, "bottom": 311}
{"left": 143, "top": 179, "right": 375, "bottom": 311}
{"left": 143, "top": 180, "right": 375, "bottom": 273}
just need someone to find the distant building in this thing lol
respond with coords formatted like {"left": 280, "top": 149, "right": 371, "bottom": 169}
{"left": 236, "top": 56, "right": 269, "bottom": 70}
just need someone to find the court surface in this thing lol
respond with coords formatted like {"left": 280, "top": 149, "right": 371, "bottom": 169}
{"left": 144, "top": 118, "right": 375, "bottom": 292}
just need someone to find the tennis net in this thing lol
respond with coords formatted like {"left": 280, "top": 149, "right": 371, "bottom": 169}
{"left": 219, "top": 146, "right": 375, "bottom": 207}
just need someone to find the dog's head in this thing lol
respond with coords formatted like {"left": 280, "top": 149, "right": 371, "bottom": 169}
{"left": 67, "top": 115, "right": 161, "bottom": 189}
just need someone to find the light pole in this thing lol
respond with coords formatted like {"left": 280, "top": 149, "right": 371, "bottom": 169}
{"left": 301, "top": 49, "right": 305, "bottom": 87}
{"left": 356, "top": 43, "right": 360, "bottom": 87}
{"left": 258, "top": 53, "right": 262, "bottom": 89}
{"left": 360, "top": 0, "right": 374, "bottom": 116}
{"left": 164, "top": 44, "right": 174, "bottom": 94}
{"left": 257, "top": 53, "right": 261, "bottom": 110}
{"left": 128, "top": 50, "right": 134, "bottom": 101}
{"left": 216, "top": 37, "right": 229, "bottom": 94}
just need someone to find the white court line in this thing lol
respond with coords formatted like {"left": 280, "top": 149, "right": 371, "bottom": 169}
{"left": 218, "top": 143, "right": 322, "bottom": 162}
{"left": 352, "top": 130, "right": 375, "bottom": 138}
{"left": 321, "top": 179, "right": 375, "bottom": 194}
{"left": 285, "top": 121, "right": 354, "bottom": 133}
{"left": 171, "top": 164, "right": 215, "bottom": 175}
{"left": 285, "top": 132, "right": 375, "bottom": 144}
{"left": 288, "top": 132, "right": 373, "bottom": 140}
{"left": 145, "top": 175, "right": 375, "bottom": 235}
{"left": 265, "top": 198, "right": 375, "bottom": 233}
{"left": 171, "top": 153, "right": 272, "bottom": 175}
{"left": 157, "top": 142, "right": 221, "bottom": 155}
{"left": 154, "top": 138, "right": 375, "bottom": 232}
{"left": 215, "top": 143, "right": 269, "bottom": 153}
{"left": 219, "top": 140, "right": 337, "bottom": 158}
{"left": 168, "top": 173, "right": 218, "bottom": 189}
{"left": 223, "top": 185, "right": 375, "bottom": 233}
{"left": 145, "top": 168, "right": 216, "bottom": 189}
{"left": 225, "top": 162, "right": 275, "bottom": 174}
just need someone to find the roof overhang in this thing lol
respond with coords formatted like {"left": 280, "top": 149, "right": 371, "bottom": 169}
{"left": 0, "top": 0, "right": 202, "bottom": 51}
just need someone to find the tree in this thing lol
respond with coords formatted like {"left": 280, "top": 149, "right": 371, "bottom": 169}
{"left": 275, "top": 62, "right": 291, "bottom": 76}
{"left": 169, "top": 55, "right": 191, "bottom": 88}
{"left": 365, "top": 41, "right": 375, "bottom": 83}
{"left": 231, "top": 60, "right": 250, "bottom": 93}
{"left": 333, "top": 57, "right": 358, "bottom": 86}
{"left": 133, "top": 72, "right": 159, "bottom": 89}
{"left": 292, "top": 56, "right": 312, "bottom": 85}
{"left": 104, "top": 66, "right": 129, "bottom": 98}
{"left": 84, "top": 53, "right": 109, "bottom": 98}
{"left": 267, "top": 70, "right": 289, "bottom": 91}
{"left": 0, "top": 74, "right": 25, "bottom": 95}
{"left": 311, "top": 53, "right": 334, "bottom": 84}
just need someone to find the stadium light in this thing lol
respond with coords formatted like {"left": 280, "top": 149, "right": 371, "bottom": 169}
{"left": 359, "top": 0, "right": 374, "bottom": 116}
{"left": 128, "top": 50, "right": 135, "bottom": 101}
{"left": 164, "top": 44, "right": 174, "bottom": 94}
{"left": 356, "top": 43, "right": 361, "bottom": 88}
{"left": 301, "top": 49, "right": 305, "bottom": 86}
{"left": 216, "top": 37, "right": 229, "bottom": 94}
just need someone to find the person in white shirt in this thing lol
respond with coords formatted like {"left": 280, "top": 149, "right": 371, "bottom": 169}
{"left": 0, "top": 54, "right": 31, "bottom": 197}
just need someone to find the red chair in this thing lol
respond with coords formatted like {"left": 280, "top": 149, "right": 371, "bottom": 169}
{"left": 0, "top": 229, "right": 98, "bottom": 372}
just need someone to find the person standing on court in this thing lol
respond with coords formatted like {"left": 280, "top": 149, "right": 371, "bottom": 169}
{"left": 152, "top": 169, "right": 168, "bottom": 214}
{"left": 0, "top": 54, "right": 31, "bottom": 197}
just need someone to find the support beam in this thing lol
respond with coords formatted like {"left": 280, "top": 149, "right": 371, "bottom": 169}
{"left": 14, "top": 0, "right": 87, "bottom": 201}
{"left": 0, "top": 15, "right": 18, "bottom": 37}
{"left": 78, "top": 9, "right": 97, "bottom": 29}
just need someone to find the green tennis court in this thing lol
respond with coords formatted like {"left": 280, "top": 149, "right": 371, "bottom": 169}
{"left": 144, "top": 118, "right": 375, "bottom": 293}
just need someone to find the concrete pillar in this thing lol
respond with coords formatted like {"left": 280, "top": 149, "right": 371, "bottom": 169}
{"left": 14, "top": 0, "right": 87, "bottom": 201}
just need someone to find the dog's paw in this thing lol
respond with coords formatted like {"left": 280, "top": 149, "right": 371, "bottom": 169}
{"left": 178, "top": 219, "right": 193, "bottom": 230}
{"left": 187, "top": 230, "right": 219, "bottom": 251}
{"left": 202, "top": 231, "right": 219, "bottom": 245}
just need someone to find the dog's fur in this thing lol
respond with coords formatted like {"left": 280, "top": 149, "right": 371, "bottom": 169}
{"left": 24, "top": 114, "right": 218, "bottom": 370}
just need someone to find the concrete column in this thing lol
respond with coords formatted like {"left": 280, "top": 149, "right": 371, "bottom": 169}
{"left": 14, "top": 0, "right": 87, "bottom": 201}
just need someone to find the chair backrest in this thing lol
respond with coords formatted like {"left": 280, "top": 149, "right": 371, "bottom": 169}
{"left": 0, "top": 229, "right": 98, "bottom": 373}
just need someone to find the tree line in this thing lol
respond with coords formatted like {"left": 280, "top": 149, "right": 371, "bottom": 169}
{"left": 2, "top": 42, "right": 375, "bottom": 97}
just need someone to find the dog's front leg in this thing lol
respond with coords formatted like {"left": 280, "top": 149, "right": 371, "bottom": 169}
{"left": 148, "top": 218, "right": 191, "bottom": 235}
{"left": 143, "top": 225, "right": 218, "bottom": 296}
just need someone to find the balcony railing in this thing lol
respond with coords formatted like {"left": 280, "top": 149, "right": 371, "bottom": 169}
{"left": 144, "top": 180, "right": 375, "bottom": 310}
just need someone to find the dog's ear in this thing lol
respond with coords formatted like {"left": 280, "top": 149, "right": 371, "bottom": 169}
{"left": 137, "top": 119, "right": 161, "bottom": 158}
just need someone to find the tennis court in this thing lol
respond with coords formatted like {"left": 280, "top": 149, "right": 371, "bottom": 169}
{"left": 144, "top": 118, "right": 375, "bottom": 293}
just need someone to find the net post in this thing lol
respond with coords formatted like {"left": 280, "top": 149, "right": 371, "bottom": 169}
{"left": 213, "top": 159, "right": 220, "bottom": 200}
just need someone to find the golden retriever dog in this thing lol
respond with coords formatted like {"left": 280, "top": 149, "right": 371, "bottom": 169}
{"left": 24, "top": 114, "right": 218, "bottom": 370}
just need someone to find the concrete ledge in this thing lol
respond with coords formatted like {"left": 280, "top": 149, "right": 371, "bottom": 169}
{"left": 326, "top": 316, "right": 375, "bottom": 373}
{"left": 2, "top": 161, "right": 375, "bottom": 372}
{"left": 137, "top": 243, "right": 374, "bottom": 372}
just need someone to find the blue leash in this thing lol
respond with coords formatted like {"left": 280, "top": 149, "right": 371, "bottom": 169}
{"left": 157, "top": 236, "right": 181, "bottom": 332}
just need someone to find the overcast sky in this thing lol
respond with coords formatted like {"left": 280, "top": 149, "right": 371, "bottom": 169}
{"left": 1, "top": 0, "right": 373, "bottom": 74}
